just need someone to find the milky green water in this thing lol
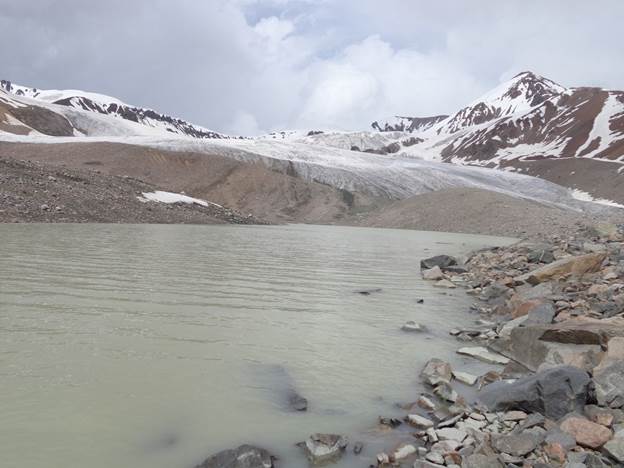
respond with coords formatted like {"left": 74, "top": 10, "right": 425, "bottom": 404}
{"left": 0, "top": 224, "right": 513, "bottom": 468}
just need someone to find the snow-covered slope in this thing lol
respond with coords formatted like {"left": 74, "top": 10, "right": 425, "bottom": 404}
{"left": 360, "top": 72, "right": 624, "bottom": 166}
{"left": 1, "top": 74, "right": 621, "bottom": 211}
{"left": 0, "top": 80, "right": 229, "bottom": 139}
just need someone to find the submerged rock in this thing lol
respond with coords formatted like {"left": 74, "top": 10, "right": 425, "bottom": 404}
{"left": 195, "top": 445, "right": 275, "bottom": 468}
{"left": 401, "top": 321, "right": 426, "bottom": 332}
{"left": 288, "top": 391, "right": 308, "bottom": 412}
{"left": 477, "top": 365, "right": 590, "bottom": 420}
{"left": 300, "top": 433, "right": 348, "bottom": 465}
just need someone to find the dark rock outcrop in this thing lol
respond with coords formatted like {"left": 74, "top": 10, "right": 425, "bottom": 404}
{"left": 477, "top": 365, "right": 590, "bottom": 419}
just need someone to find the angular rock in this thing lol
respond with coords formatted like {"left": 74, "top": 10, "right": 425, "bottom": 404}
{"left": 543, "top": 442, "right": 566, "bottom": 463}
{"left": 461, "top": 454, "right": 504, "bottom": 468}
{"left": 301, "top": 433, "right": 348, "bottom": 464}
{"left": 492, "top": 432, "right": 542, "bottom": 456}
{"left": 430, "top": 439, "right": 461, "bottom": 454}
{"left": 423, "top": 266, "right": 445, "bottom": 280}
{"left": 407, "top": 414, "right": 435, "bottom": 428}
{"left": 524, "top": 303, "right": 556, "bottom": 325}
{"left": 434, "top": 382, "right": 458, "bottom": 403}
{"left": 434, "top": 279, "right": 457, "bottom": 289}
{"left": 515, "top": 253, "right": 607, "bottom": 285}
{"left": 421, "top": 358, "right": 453, "bottom": 386}
{"left": 538, "top": 317, "right": 624, "bottom": 346}
{"left": 457, "top": 347, "right": 510, "bottom": 365}
{"left": 480, "top": 282, "right": 511, "bottom": 301}
{"left": 421, "top": 255, "right": 458, "bottom": 270}
{"left": 453, "top": 371, "right": 478, "bottom": 386}
{"left": 491, "top": 324, "right": 604, "bottom": 372}
{"left": 584, "top": 405, "right": 615, "bottom": 427}
{"left": 196, "top": 445, "right": 275, "bottom": 468}
{"left": 436, "top": 427, "right": 467, "bottom": 442}
{"left": 444, "top": 265, "right": 469, "bottom": 274}
{"left": 413, "top": 461, "right": 445, "bottom": 468}
{"left": 477, "top": 365, "right": 590, "bottom": 420}
{"left": 560, "top": 416, "right": 612, "bottom": 449}
{"left": 593, "top": 337, "right": 624, "bottom": 408}
{"left": 544, "top": 428, "right": 576, "bottom": 450}
{"left": 603, "top": 436, "right": 624, "bottom": 464}
{"left": 527, "top": 247, "right": 555, "bottom": 264}
{"left": 502, "top": 411, "right": 527, "bottom": 421}
{"left": 438, "top": 414, "right": 463, "bottom": 428}
{"left": 391, "top": 442, "right": 416, "bottom": 460}
{"left": 417, "top": 394, "right": 437, "bottom": 411}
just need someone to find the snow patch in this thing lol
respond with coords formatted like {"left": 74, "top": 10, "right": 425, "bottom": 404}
{"left": 576, "top": 93, "right": 622, "bottom": 157}
{"left": 570, "top": 189, "right": 624, "bottom": 209}
{"left": 139, "top": 191, "right": 222, "bottom": 208}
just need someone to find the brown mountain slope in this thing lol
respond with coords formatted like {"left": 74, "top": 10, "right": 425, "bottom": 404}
{"left": 0, "top": 141, "right": 373, "bottom": 223}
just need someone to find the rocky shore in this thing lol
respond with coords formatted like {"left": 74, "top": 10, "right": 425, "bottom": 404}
{"left": 195, "top": 223, "right": 624, "bottom": 467}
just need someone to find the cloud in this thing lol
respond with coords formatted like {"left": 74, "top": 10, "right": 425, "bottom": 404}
{"left": 1, "top": 0, "right": 624, "bottom": 134}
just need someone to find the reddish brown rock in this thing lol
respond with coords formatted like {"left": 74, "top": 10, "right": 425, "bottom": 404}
{"left": 560, "top": 416, "right": 613, "bottom": 449}
{"left": 511, "top": 299, "right": 546, "bottom": 319}
{"left": 515, "top": 253, "right": 607, "bottom": 285}
{"left": 544, "top": 442, "right": 567, "bottom": 463}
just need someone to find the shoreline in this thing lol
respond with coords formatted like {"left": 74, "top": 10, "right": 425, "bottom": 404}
{"left": 361, "top": 222, "right": 624, "bottom": 467}
{"left": 197, "top": 222, "right": 624, "bottom": 467}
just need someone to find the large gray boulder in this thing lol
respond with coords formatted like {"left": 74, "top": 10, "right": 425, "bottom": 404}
{"left": 477, "top": 365, "right": 590, "bottom": 420}
{"left": 196, "top": 445, "right": 275, "bottom": 468}
{"left": 490, "top": 324, "right": 604, "bottom": 372}
{"left": 420, "top": 255, "right": 457, "bottom": 270}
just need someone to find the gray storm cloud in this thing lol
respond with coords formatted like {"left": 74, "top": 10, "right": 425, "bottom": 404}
{"left": 1, "top": 0, "right": 623, "bottom": 135}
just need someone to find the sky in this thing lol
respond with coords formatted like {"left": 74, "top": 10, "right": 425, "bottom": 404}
{"left": 2, "top": 0, "right": 624, "bottom": 135}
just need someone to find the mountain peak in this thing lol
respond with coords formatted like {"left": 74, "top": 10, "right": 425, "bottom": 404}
{"left": 437, "top": 71, "right": 566, "bottom": 134}
{"left": 474, "top": 71, "right": 565, "bottom": 112}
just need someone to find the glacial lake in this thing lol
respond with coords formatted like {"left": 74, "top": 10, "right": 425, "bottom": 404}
{"left": 0, "top": 224, "right": 514, "bottom": 468}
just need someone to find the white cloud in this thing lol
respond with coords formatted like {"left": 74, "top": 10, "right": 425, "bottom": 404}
{"left": 1, "top": 0, "right": 624, "bottom": 134}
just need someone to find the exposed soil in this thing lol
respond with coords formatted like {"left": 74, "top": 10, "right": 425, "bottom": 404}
{"left": 347, "top": 187, "right": 624, "bottom": 239}
{"left": 500, "top": 157, "right": 624, "bottom": 204}
{"left": 0, "top": 156, "right": 265, "bottom": 224}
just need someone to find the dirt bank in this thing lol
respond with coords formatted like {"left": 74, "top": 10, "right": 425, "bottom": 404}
{"left": 0, "top": 156, "right": 264, "bottom": 224}
{"left": 348, "top": 187, "right": 624, "bottom": 239}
